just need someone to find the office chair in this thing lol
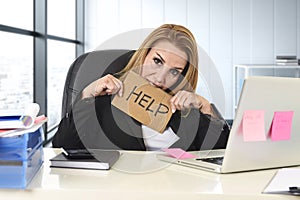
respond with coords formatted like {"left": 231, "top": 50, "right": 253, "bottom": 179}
{"left": 61, "top": 49, "right": 131, "bottom": 119}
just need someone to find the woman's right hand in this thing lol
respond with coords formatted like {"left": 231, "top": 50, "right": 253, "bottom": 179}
{"left": 81, "top": 74, "right": 123, "bottom": 99}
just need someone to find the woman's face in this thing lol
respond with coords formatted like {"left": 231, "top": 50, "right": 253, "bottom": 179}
{"left": 141, "top": 40, "right": 187, "bottom": 91}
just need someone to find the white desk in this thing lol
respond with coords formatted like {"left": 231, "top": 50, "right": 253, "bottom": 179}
{"left": 0, "top": 148, "right": 298, "bottom": 200}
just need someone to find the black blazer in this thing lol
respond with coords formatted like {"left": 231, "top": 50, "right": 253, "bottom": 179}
{"left": 52, "top": 51, "right": 230, "bottom": 151}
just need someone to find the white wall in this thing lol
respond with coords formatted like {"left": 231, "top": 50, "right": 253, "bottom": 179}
{"left": 85, "top": 0, "right": 300, "bottom": 119}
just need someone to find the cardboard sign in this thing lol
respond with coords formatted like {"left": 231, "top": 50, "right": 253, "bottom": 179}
{"left": 111, "top": 71, "right": 172, "bottom": 133}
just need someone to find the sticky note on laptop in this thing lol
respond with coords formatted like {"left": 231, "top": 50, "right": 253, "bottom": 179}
{"left": 242, "top": 110, "right": 266, "bottom": 141}
{"left": 270, "top": 111, "right": 293, "bottom": 141}
{"left": 162, "top": 148, "right": 197, "bottom": 159}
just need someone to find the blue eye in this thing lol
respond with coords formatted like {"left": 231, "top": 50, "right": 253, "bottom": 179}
{"left": 170, "top": 69, "right": 179, "bottom": 76}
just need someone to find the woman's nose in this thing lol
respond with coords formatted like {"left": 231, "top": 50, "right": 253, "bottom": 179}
{"left": 154, "top": 67, "right": 168, "bottom": 85}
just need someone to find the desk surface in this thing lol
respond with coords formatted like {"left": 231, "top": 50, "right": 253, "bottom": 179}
{"left": 1, "top": 148, "right": 298, "bottom": 200}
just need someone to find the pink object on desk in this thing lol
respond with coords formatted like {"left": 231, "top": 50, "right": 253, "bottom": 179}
{"left": 162, "top": 148, "right": 197, "bottom": 159}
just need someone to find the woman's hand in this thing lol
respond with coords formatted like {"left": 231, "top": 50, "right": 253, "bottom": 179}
{"left": 170, "top": 90, "right": 213, "bottom": 116}
{"left": 81, "top": 74, "right": 123, "bottom": 99}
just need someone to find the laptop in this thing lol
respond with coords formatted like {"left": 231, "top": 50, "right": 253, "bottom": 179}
{"left": 157, "top": 76, "right": 300, "bottom": 173}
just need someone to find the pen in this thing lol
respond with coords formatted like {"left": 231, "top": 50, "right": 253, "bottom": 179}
{"left": 289, "top": 187, "right": 300, "bottom": 195}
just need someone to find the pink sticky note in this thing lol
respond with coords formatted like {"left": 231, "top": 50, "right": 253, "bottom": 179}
{"left": 162, "top": 148, "right": 197, "bottom": 159}
{"left": 270, "top": 111, "right": 293, "bottom": 141}
{"left": 242, "top": 110, "right": 266, "bottom": 141}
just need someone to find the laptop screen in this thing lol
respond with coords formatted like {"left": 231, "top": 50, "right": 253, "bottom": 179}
{"left": 222, "top": 76, "right": 300, "bottom": 173}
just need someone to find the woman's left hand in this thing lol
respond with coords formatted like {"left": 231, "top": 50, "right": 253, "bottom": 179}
{"left": 170, "top": 90, "right": 213, "bottom": 115}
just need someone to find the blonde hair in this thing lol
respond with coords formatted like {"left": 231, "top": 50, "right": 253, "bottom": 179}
{"left": 118, "top": 24, "right": 199, "bottom": 94}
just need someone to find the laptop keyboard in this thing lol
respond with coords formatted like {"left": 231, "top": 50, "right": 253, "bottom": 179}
{"left": 197, "top": 157, "right": 224, "bottom": 165}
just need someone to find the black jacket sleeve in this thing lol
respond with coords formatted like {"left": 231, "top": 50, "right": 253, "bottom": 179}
{"left": 52, "top": 95, "right": 146, "bottom": 150}
{"left": 52, "top": 50, "right": 135, "bottom": 149}
{"left": 169, "top": 108, "right": 230, "bottom": 151}
{"left": 52, "top": 98, "right": 95, "bottom": 149}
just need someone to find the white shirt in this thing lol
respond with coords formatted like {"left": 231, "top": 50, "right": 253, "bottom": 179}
{"left": 142, "top": 125, "right": 180, "bottom": 151}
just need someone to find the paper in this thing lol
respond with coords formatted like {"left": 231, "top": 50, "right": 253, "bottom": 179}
{"left": 270, "top": 111, "right": 293, "bottom": 141}
{"left": 112, "top": 71, "right": 172, "bottom": 133}
{"left": 263, "top": 168, "right": 300, "bottom": 195}
{"left": 0, "top": 103, "right": 40, "bottom": 129}
{"left": 0, "top": 116, "right": 47, "bottom": 137}
{"left": 162, "top": 148, "right": 197, "bottom": 159}
{"left": 242, "top": 110, "right": 266, "bottom": 141}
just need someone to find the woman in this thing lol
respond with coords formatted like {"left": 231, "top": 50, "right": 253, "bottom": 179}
{"left": 52, "top": 24, "right": 230, "bottom": 151}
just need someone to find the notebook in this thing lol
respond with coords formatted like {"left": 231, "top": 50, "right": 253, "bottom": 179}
{"left": 157, "top": 76, "right": 300, "bottom": 173}
{"left": 50, "top": 149, "right": 120, "bottom": 170}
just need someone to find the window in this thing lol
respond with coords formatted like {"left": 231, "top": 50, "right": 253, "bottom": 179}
{"left": 0, "top": 0, "right": 84, "bottom": 145}
{"left": 0, "top": 0, "right": 33, "bottom": 30}
{"left": 0, "top": 32, "right": 33, "bottom": 110}
{"left": 48, "top": 0, "right": 76, "bottom": 39}
{"left": 47, "top": 40, "right": 76, "bottom": 130}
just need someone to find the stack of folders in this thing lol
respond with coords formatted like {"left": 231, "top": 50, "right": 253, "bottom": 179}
{"left": 0, "top": 103, "right": 47, "bottom": 189}
{"left": 275, "top": 55, "right": 299, "bottom": 66}
{"left": 50, "top": 149, "right": 121, "bottom": 170}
